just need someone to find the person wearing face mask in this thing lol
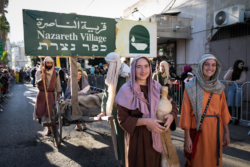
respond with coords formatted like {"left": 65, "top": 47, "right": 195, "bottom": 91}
{"left": 33, "top": 57, "right": 62, "bottom": 136}
{"left": 224, "top": 60, "right": 247, "bottom": 125}
{"left": 179, "top": 54, "right": 231, "bottom": 167}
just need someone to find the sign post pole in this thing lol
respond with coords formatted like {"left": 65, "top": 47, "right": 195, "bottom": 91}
{"left": 70, "top": 56, "right": 81, "bottom": 118}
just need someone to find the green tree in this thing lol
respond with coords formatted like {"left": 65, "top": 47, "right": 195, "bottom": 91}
{"left": 0, "top": 0, "right": 10, "bottom": 64}
{"left": 1, "top": 50, "right": 9, "bottom": 65}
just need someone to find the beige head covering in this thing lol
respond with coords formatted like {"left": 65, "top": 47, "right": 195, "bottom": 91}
{"left": 160, "top": 61, "right": 170, "bottom": 85}
{"left": 43, "top": 57, "right": 54, "bottom": 75}
{"left": 104, "top": 52, "right": 122, "bottom": 116}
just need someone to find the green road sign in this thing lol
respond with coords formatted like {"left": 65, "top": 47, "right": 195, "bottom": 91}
{"left": 23, "top": 9, "right": 116, "bottom": 56}
{"left": 0, "top": 41, "right": 2, "bottom": 57}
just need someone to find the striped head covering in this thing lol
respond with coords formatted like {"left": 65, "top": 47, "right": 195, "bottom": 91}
{"left": 185, "top": 54, "right": 225, "bottom": 130}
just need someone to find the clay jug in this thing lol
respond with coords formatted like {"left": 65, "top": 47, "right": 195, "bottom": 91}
{"left": 157, "top": 86, "right": 172, "bottom": 123}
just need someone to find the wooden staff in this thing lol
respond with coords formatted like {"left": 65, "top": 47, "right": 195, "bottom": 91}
{"left": 40, "top": 57, "right": 51, "bottom": 122}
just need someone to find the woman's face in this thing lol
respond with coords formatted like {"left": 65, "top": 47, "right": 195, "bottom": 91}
{"left": 238, "top": 62, "right": 244, "bottom": 69}
{"left": 77, "top": 71, "right": 82, "bottom": 80}
{"left": 202, "top": 59, "right": 217, "bottom": 80}
{"left": 160, "top": 63, "right": 165, "bottom": 73}
{"left": 135, "top": 58, "right": 150, "bottom": 82}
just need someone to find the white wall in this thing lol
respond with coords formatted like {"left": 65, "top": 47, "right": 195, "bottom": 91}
{"left": 11, "top": 45, "right": 31, "bottom": 69}
{"left": 123, "top": 0, "right": 208, "bottom": 75}
{"left": 171, "top": 0, "right": 207, "bottom": 68}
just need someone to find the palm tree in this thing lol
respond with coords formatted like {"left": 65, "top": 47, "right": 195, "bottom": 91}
{"left": 0, "top": 0, "right": 10, "bottom": 63}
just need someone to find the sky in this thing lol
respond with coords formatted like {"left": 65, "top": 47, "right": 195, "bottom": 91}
{"left": 6, "top": 0, "right": 139, "bottom": 42}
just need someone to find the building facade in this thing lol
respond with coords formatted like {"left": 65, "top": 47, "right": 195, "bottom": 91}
{"left": 123, "top": 0, "right": 250, "bottom": 79}
{"left": 10, "top": 41, "right": 32, "bottom": 70}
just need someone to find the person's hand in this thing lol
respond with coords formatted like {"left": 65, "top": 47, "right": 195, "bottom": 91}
{"left": 155, "top": 61, "right": 159, "bottom": 71}
{"left": 145, "top": 118, "right": 165, "bottom": 133}
{"left": 229, "top": 67, "right": 233, "bottom": 71}
{"left": 57, "top": 96, "right": 60, "bottom": 102}
{"left": 184, "top": 136, "right": 193, "bottom": 154}
{"left": 40, "top": 74, "right": 45, "bottom": 80}
{"left": 171, "top": 73, "right": 176, "bottom": 78}
{"left": 223, "top": 133, "right": 230, "bottom": 148}
{"left": 78, "top": 91, "right": 83, "bottom": 94}
{"left": 164, "top": 114, "right": 174, "bottom": 131}
{"left": 167, "top": 79, "right": 171, "bottom": 85}
{"left": 97, "top": 111, "right": 106, "bottom": 121}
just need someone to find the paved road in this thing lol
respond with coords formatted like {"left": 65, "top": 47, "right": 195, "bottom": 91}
{"left": 0, "top": 83, "right": 119, "bottom": 167}
{"left": 0, "top": 83, "right": 249, "bottom": 167}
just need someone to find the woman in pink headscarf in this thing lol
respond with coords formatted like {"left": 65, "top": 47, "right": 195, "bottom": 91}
{"left": 115, "top": 55, "right": 178, "bottom": 167}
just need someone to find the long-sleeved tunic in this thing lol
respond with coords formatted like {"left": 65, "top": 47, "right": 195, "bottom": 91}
{"left": 179, "top": 90, "right": 231, "bottom": 167}
{"left": 117, "top": 85, "right": 178, "bottom": 167}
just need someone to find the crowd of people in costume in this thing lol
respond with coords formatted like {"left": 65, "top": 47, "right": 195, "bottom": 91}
{"left": 0, "top": 68, "right": 14, "bottom": 96}
{"left": 31, "top": 52, "right": 249, "bottom": 167}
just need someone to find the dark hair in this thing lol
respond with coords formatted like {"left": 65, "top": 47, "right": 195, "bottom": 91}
{"left": 59, "top": 69, "right": 65, "bottom": 81}
{"left": 232, "top": 60, "right": 245, "bottom": 81}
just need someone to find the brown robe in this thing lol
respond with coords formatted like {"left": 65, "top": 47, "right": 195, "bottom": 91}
{"left": 35, "top": 69, "right": 56, "bottom": 118}
{"left": 117, "top": 85, "right": 178, "bottom": 167}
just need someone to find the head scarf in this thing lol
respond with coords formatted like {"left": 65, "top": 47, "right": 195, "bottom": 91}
{"left": 183, "top": 65, "right": 192, "bottom": 74}
{"left": 185, "top": 54, "right": 225, "bottom": 130}
{"left": 43, "top": 57, "right": 54, "bottom": 75}
{"left": 64, "top": 70, "right": 90, "bottom": 100}
{"left": 232, "top": 60, "right": 244, "bottom": 81}
{"left": 119, "top": 63, "right": 130, "bottom": 82}
{"left": 115, "top": 55, "right": 163, "bottom": 153}
{"left": 104, "top": 52, "right": 122, "bottom": 116}
{"left": 160, "top": 61, "right": 170, "bottom": 85}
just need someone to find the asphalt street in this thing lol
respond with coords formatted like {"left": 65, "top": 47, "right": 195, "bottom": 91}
{"left": 0, "top": 83, "right": 249, "bottom": 167}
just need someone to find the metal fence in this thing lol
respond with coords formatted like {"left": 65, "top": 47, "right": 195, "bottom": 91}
{"left": 86, "top": 75, "right": 250, "bottom": 126}
{"left": 219, "top": 80, "right": 250, "bottom": 126}
{"left": 219, "top": 80, "right": 239, "bottom": 120}
{"left": 88, "top": 75, "right": 105, "bottom": 92}
{"left": 241, "top": 82, "right": 250, "bottom": 126}
{"left": 170, "top": 79, "right": 183, "bottom": 108}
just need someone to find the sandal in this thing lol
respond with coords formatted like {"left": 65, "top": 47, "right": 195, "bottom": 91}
{"left": 75, "top": 125, "right": 80, "bottom": 131}
{"left": 82, "top": 125, "right": 87, "bottom": 131}
{"left": 45, "top": 129, "right": 52, "bottom": 136}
